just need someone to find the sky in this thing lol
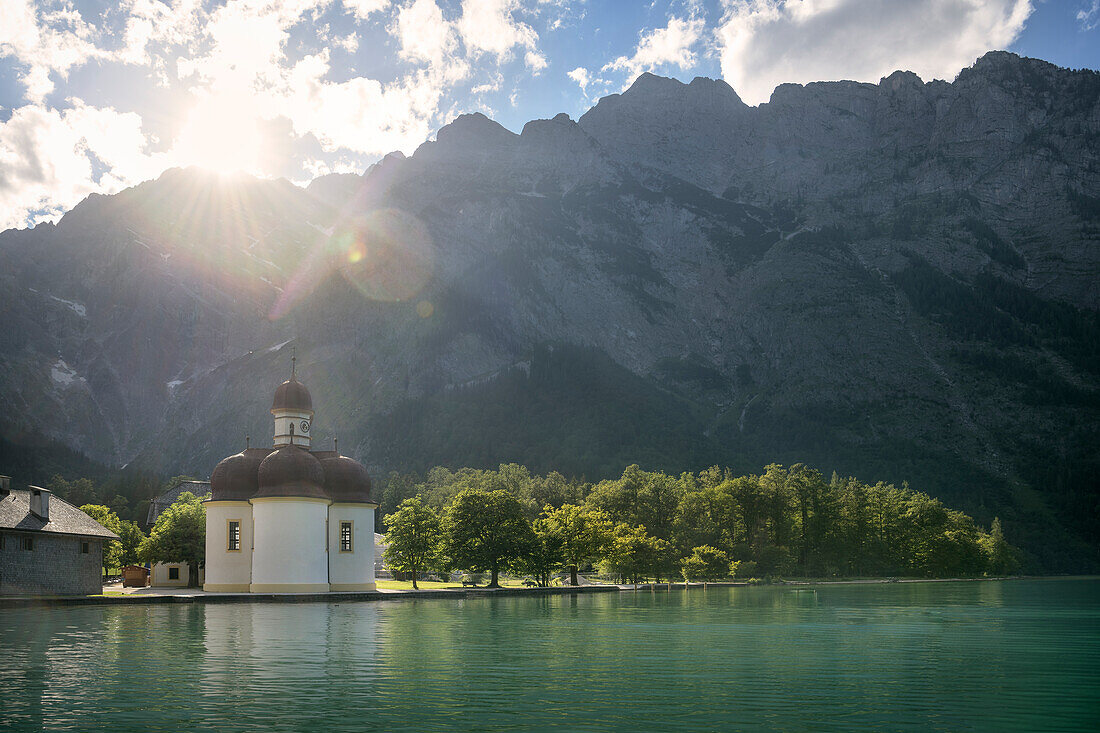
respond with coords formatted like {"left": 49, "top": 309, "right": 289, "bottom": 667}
{"left": 1, "top": 0, "right": 1098, "bottom": 231}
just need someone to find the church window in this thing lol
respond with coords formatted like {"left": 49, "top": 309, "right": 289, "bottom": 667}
{"left": 168, "top": 567, "right": 180, "bottom": 580}
{"left": 22, "top": 536, "right": 33, "bottom": 551}
{"left": 340, "top": 521, "right": 353, "bottom": 552}
{"left": 81, "top": 542, "right": 89, "bottom": 554}
{"left": 228, "top": 520, "right": 241, "bottom": 551}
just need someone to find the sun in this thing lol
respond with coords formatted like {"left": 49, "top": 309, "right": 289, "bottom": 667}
{"left": 175, "top": 94, "right": 263, "bottom": 175}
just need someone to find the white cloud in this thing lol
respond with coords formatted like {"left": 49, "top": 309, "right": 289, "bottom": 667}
{"left": 0, "top": 0, "right": 104, "bottom": 102}
{"left": 457, "top": 0, "right": 541, "bottom": 63}
{"left": 0, "top": 101, "right": 168, "bottom": 229}
{"left": 1078, "top": 0, "right": 1100, "bottom": 31}
{"left": 525, "top": 50, "right": 548, "bottom": 73}
{"left": 602, "top": 14, "right": 706, "bottom": 81}
{"left": 395, "top": 0, "right": 467, "bottom": 82}
{"left": 567, "top": 65, "right": 590, "bottom": 93}
{"left": 344, "top": 0, "right": 391, "bottom": 21}
{"left": 716, "top": 0, "right": 1034, "bottom": 105}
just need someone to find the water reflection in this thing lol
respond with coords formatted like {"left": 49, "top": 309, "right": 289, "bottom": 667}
{"left": 1, "top": 581, "right": 1098, "bottom": 732}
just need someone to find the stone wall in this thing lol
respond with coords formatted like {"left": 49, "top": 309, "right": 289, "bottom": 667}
{"left": 0, "top": 532, "right": 103, "bottom": 595}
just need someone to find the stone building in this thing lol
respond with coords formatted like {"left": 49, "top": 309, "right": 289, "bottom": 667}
{"left": 203, "top": 364, "right": 379, "bottom": 592}
{"left": 0, "top": 477, "right": 119, "bottom": 595}
{"left": 146, "top": 480, "right": 210, "bottom": 587}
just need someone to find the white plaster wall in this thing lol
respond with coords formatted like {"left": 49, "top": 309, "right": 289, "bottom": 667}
{"left": 151, "top": 563, "right": 204, "bottom": 586}
{"left": 251, "top": 499, "right": 329, "bottom": 588}
{"left": 328, "top": 504, "right": 376, "bottom": 589}
{"left": 204, "top": 502, "right": 253, "bottom": 590}
{"left": 272, "top": 410, "right": 313, "bottom": 448}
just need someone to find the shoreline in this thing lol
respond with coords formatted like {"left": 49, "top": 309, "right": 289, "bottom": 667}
{"left": 2, "top": 575, "right": 1094, "bottom": 609}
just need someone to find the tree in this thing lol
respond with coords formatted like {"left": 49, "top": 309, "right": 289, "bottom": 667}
{"left": 515, "top": 512, "right": 565, "bottom": 587}
{"left": 383, "top": 497, "right": 444, "bottom": 590}
{"left": 80, "top": 504, "right": 122, "bottom": 579}
{"left": 681, "top": 545, "right": 729, "bottom": 582}
{"left": 116, "top": 520, "right": 147, "bottom": 567}
{"left": 139, "top": 491, "right": 206, "bottom": 587}
{"left": 602, "top": 524, "right": 669, "bottom": 584}
{"left": 443, "top": 489, "right": 534, "bottom": 588}
{"left": 981, "top": 517, "right": 1019, "bottom": 575}
{"left": 541, "top": 504, "right": 614, "bottom": 586}
{"left": 55, "top": 476, "right": 101, "bottom": 508}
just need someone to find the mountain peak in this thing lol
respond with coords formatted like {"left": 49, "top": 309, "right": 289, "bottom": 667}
{"left": 435, "top": 112, "right": 517, "bottom": 147}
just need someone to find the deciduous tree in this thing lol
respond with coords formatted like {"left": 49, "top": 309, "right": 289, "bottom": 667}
{"left": 383, "top": 497, "right": 444, "bottom": 590}
{"left": 80, "top": 504, "right": 121, "bottom": 578}
{"left": 542, "top": 504, "right": 614, "bottom": 585}
{"left": 681, "top": 545, "right": 729, "bottom": 582}
{"left": 139, "top": 491, "right": 206, "bottom": 587}
{"left": 443, "top": 489, "right": 533, "bottom": 588}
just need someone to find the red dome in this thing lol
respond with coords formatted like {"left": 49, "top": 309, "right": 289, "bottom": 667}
{"left": 210, "top": 448, "right": 271, "bottom": 501}
{"left": 319, "top": 454, "right": 375, "bottom": 504}
{"left": 254, "top": 445, "right": 327, "bottom": 499}
{"left": 271, "top": 377, "right": 312, "bottom": 412}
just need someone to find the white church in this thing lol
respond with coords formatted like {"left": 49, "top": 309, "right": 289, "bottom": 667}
{"left": 203, "top": 364, "right": 377, "bottom": 592}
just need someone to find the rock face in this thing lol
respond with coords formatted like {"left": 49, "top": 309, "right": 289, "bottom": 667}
{"left": 1, "top": 52, "right": 1098, "bottom": 569}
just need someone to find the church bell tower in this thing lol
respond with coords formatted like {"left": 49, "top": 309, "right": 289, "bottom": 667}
{"left": 271, "top": 357, "right": 313, "bottom": 448}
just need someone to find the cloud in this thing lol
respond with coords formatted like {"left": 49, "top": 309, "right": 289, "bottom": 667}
{"left": 0, "top": 0, "right": 104, "bottom": 102}
{"left": 0, "top": 101, "right": 168, "bottom": 229}
{"left": 457, "top": 0, "right": 543, "bottom": 69}
{"left": 1078, "top": 0, "right": 1100, "bottom": 31}
{"left": 602, "top": 14, "right": 706, "bottom": 81}
{"left": 394, "top": 0, "right": 468, "bottom": 82}
{"left": 344, "top": 0, "right": 391, "bottom": 21}
{"left": 715, "top": 0, "right": 1034, "bottom": 105}
{"left": 568, "top": 65, "right": 590, "bottom": 93}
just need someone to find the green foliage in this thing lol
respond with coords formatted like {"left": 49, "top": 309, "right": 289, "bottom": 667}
{"left": 515, "top": 513, "right": 566, "bottom": 587}
{"left": 981, "top": 518, "right": 1019, "bottom": 575}
{"left": 681, "top": 546, "right": 730, "bottom": 581}
{"left": 601, "top": 524, "right": 670, "bottom": 584}
{"left": 139, "top": 491, "right": 206, "bottom": 587}
{"left": 383, "top": 497, "right": 444, "bottom": 590}
{"left": 80, "top": 504, "right": 122, "bottom": 577}
{"left": 406, "top": 461, "right": 1021, "bottom": 580}
{"left": 540, "top": 504, "right": 615, "bottom": 586}
{"left": 116, "top": 520, "right": 147, "bottom": 568}
{"left": 730, "top": 560, "right": 757, "bottom": 578}
{"left": 442, "top": 489, "right": 534, "bottom": 588}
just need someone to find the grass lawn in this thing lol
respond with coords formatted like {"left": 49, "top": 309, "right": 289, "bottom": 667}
{"left": 375, "top": 578, "right": 536, "bottom": 591}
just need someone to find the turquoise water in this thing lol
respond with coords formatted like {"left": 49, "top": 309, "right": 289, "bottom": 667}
{"left": 2, "top": 579, "right": 1098, "bottom": 731}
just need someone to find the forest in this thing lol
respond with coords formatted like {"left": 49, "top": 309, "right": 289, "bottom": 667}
{"left": 380, "top": 462, "right": 1018, "bottom": 582}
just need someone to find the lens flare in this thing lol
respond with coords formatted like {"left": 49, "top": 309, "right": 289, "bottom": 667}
{"left": 269, "top": 208, "right": 435, "bottom": 321}
{"left": 337, "top": 209, "right": 434, "bottom": 303}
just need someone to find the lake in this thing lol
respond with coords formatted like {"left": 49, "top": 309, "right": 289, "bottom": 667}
{"left": 2, "top": 579, "right": 1097, "bottom": 731}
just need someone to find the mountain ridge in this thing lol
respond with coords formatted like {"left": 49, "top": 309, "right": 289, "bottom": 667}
{"left": 1, "top": 51, "right": 1097, "bottom": 570}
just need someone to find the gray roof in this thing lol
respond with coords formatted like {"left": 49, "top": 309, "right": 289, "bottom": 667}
{"left": 0, "top": 489, "right": 119, "bottom": 539}
{"left": 147, "top": 481, "right": 211, "bottom": 525}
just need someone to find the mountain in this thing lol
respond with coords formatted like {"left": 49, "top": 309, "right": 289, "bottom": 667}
{"left": 1, "top": 52, "right": 1097, "bottom": 570}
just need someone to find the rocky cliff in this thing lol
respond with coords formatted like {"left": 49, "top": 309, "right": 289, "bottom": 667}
{"left": 1, "top": 52, "right": 1097, "bottom": 569}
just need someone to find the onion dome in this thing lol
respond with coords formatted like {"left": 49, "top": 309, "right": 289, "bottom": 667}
{"left": 209, "top": 448, "right": 272, "bottom": 501}
{"left": 318, "top": 453, "right": 375, "bottom": 504}
{"left": 254, "top": 445, "right": 327, "bottom": 499}
{"left": 272, "top": 377, "right": 312, "bottom": 413}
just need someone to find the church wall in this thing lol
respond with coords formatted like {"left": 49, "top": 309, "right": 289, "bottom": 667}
{"left": 250, "top": 498, "right": 330, "bottom": 592}
{"left": 327, "top": 504, "right": 377, "bottom": 591}
{"left": 273, "top": 410, "right": 313, "bottom": 448}
{"left": 203, "top": 501, "right": 253, "bottom": 592}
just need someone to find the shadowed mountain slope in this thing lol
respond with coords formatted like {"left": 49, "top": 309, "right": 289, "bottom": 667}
{"left": 2, "top": 52, "right": 1098, "bottom": 570}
